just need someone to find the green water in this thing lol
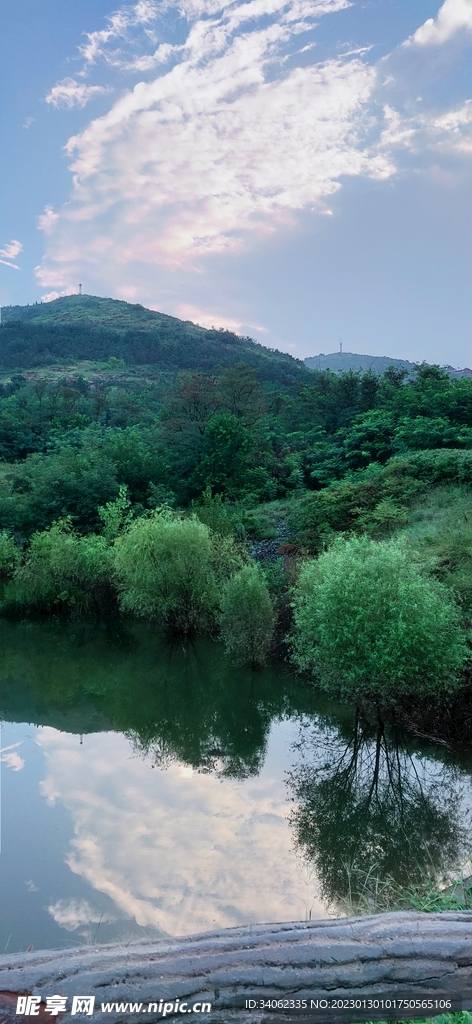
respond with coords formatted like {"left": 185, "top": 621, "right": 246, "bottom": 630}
{"left": 0, "top": 618, "right": 471, "bottom": 954}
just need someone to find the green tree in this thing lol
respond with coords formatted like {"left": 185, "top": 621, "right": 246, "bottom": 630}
{"left": 340, "top": 409, "right": 396, "bottom": 469}
{"left": 291, "top": 535, "right": 468, "bottom": 707}
{"left": 219, "top": 564, "right": 275, "bottom": 666}
{"left": 114, "top": 510, "right": 219, "bottom": 635}
{"left": 394, "top": 416, "right": 472, "bottom": 452}
{"left": 193, "top": 411, "right": 253, "bottom": 497}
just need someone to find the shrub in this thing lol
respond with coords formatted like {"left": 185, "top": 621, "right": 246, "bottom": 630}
{"left": 0, "top": 531, "right": 20, "bottom": 581}
{"left": 288, "top": 466, "right": 422, "bottom": 550}
{"left": 219, "top": 564, "right": 275, "bottom": 666}
{"left": 192, "top": 486, "right": 235, "bottom": 537}
{"left": 389, "top": 449, "right": 472, "bottom": 485}
{"left": 98, "top": 484, "right": 133, "bottom": 540}
{"left": 6, "top": 520, "right": 115, "bottom": 614}
{"left": 291, "top": 535, "right": 468, "bottom": 706}
{"left": 114, "top": 510, "right": 219, "bottom": 635}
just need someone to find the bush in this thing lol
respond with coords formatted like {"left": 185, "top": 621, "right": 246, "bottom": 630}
{"left": 191, "top": 486, "right": 235, "bottom": 537}
{"left": 114, "top": 510, "right": 219, "bottom": 635}
{"left": 389, "top": 449, "right": 472, "bottom": 484}
{"left": 0, "top": 531, "right": 20, "bottom": 581}
{"left": 219, "top": 564, "right": 275, "bottom": 666}
{"left": 291, "top": 535, "right": 468, "bottom": 706}
{"left": 6, "top": 520, "right": 115, "bottom": 614}
{"left": 288, "top": 466, "right": 422, "bottom": 550}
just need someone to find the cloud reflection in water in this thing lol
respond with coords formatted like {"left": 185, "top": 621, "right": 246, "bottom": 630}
{"left": 37, "top": 722, "right": 324, "bottom": 936}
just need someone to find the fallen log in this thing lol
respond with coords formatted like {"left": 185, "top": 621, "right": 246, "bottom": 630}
{"left": 0, "top": 912, "right": 471, "bottom": 1024}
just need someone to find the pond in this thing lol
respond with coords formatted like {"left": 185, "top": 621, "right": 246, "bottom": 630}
{"left": 0, "top": 618, "right": 471, "bottom": 955}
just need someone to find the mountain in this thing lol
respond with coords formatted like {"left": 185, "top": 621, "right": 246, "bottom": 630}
{"left": 304, "top": 350, "right": 472, "bottom": 378}
{"left": 304, "top": 351, "right": 417, "bottom": 374}
{"left": 0, "top": 294, "right": 307, "bottom": 385}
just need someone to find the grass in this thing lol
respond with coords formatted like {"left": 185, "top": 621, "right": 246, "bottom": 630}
{"left": 337, "top": 865, "right": 472, "bottom": 918}
{"left": 338, "top": 868, "right": 472, "bottom": 1023}
{"left": 401, "top": 487, "right": 472, "bottom": 612}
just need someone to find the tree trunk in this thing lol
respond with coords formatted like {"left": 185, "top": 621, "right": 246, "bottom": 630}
{"left": 1, "top": 912, "right": 471, "bottom": 1023}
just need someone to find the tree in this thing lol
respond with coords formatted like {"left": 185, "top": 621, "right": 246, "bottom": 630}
{"left": 114, "top": 510, "right": 219, "bottom": 635}
{"left": 393, "top": 415, "right": 472, "bottom": 452}
{"left": 193, "top": 411, "right": 253, "bottom": 497}
{"left": 219, "top": 564, "right": 275, "bottom": 666}
{"left": 291, "top": 535, "right": 468, "bottom": 706}
{"left": 340, "top": 409, "right": 396, "bottom": 469}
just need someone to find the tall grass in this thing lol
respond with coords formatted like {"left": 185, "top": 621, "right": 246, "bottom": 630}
{"left": 402, "top": 487, "right": 472, "bottom": 613}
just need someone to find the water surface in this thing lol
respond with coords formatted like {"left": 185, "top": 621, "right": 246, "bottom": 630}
{"left": 0, "top": 619, "right": 471, "bottom": 954}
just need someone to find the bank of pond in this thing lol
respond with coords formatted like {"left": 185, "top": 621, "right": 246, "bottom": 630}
{"left": 0, "top": 486, "right": 471, "bottom": 747}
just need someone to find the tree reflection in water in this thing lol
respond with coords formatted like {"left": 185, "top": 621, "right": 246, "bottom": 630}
{"left": 0, "top": 618, "right": 312, "bottom": 780}
{"left": 288, "top": 713, "right": 472, "bottom": 912}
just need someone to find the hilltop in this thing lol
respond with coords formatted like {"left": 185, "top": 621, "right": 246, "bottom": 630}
{"left": 305, "top": 350, "right": 472, "bottom": 378}
{"left": 0, "top": 294, "right": 306, "bottom": 385}
{"left": 305, "top": 351, "right": 416, "bottom": 374}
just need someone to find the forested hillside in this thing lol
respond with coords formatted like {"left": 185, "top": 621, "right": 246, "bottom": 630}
{"left": 0, "top": 294, "right": 471, "bottom": 745}
{"left": 0, "top": 294, "right": 305, "bottom": 384}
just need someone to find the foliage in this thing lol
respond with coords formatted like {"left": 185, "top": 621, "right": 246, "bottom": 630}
{"left": 394, "top": 415, "right": 472, "bottom": 451}
{"left": 340, "top": 409, "right": 396, "bottom": 469}
{"left": 193, "top": 411, "right": 253, "bottom": 497}
{"left": 0, "top": 531, "right": 20, "bottom": 581}
{"left": 219, "top": 564, "right": 276, "bottom": 666}
{"left": 402, "top": 487, "right": 472, "bottom": 611}
{"left": 98, "top": 484, "right": 134, "bottom": 540}
{"left": 290, "top": 536, "right": 468, "bottom": 706}
{"left": 114, "top": 510, "right": 220, "bottom": 635}
{"left": 289, "top": 464, "right": 421, "bottom": 549}
{"left": 289, "top": 449, "right": 472, "bottom": 551}
{"left": 191, "top": 487, "right": 236, "bottom": 536}
{"left": 4, "top": 519, "right": 115, "bottom": 614}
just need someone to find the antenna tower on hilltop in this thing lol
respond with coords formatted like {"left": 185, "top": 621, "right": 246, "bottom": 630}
{"left": 340, "top": 339, "right": 342, "bottom": 354}
{"left": 79, "top": 283, "right": 82, "bottom": 295}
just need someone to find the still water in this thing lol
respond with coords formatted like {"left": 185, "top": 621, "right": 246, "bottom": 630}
{"left": 0, "top": 618, "right": 471, "bottom": 954}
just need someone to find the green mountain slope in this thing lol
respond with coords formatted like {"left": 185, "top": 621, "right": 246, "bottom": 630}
{"left": 0, "top": 294, "right": 306, "bottom": 384}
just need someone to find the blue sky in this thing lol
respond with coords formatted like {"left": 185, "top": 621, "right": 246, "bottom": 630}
{"left": 1, "top": 0, "right": 472, "bottom": 365}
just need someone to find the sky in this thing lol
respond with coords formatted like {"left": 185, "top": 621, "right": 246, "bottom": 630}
{"left": 1, "top": 0, "right": 472, "bottom": 366}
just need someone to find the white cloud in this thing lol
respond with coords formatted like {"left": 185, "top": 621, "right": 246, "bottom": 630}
{"left": 38, "top": 206, "right": 60, "bottom": 235}
{"left": 37, "top": 724, "right": 325, "bottom": 935}
{"left": 405, "top": 0, "right": 472, "bottom": 47}
{"left": 46, "top": 78, "right": 110, "bottom": 110}
{"left": 0, "top": 239, "right": 22, "bottom": 270}
{"left": 37, "top": 0, "right": 396, "bottom": 292}
{"left": 79, "top": 0, "right": 162, "bottom": 69}
{"left": 48, "top": 898, "right": 115, "bottom": 932}
{"left": 37, "top": 0, "right": 472, "bottom": 302}
{"left": 175, "top": 303, "right": 265, "bottom": 331}
{"left": 376, "top": 99, "right": 472, "bottom": 159}
{"left": 1, "top": 742, "right": 25, "bottom": 771}
{"left": 40, "top": 289, "right": 77, "bottom": 303}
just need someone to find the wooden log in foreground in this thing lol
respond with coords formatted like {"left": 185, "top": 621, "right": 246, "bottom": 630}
{"left": 0, "top": 912, "right": 472, "bottom": 1024}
